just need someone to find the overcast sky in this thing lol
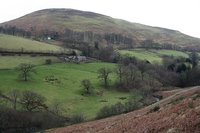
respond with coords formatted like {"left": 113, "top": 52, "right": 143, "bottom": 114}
{"left": 1, "top": 0, "right": 200, "bottom": 38}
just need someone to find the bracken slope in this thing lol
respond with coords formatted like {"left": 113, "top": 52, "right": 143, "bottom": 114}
{"left": 48, "top": 86, "right": 200, "bottom": 133}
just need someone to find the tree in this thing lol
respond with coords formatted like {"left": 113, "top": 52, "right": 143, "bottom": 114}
{"left": 97, "top": 46, "right": 114, "bottom": 62}
{"left": 123, "top": 63, "right": 141, "bottom": 89}
{"left": 20, "top": 90, "right": 47, "bottom": 112}
{"left": 137, "top": 61, "right": 148, "bottom": 80}
{"left": 190, "top": 52, "right": 199, "bottom": 68}
{"left": 16, "top": 63, "right": 35, "bottom": 81}
{"left": 115, "top": 64, "right": 124, "bottom": 84}
{"left": 9, "top": 89, "right": 20, "bottom": 109}
{"left": 98, "top": 67, "right": 112, "bottom": 88}
{"left": 176, "top": 63, "right": 187, "bottom": 73}
{"left": 81, "top": 79, "right": 93, "bottom": 94}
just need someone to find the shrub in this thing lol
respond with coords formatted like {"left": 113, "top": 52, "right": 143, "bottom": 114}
{"left": 110, "top": 102, "right": 125, "bottom": 115}
{"left": 45, "top": 59, "right": 52, "bottom": 65}
{"left": 124, "top": 100, "right": 139, "bottom": 113}
{"left": 70, "top": 113, "right": 85, "bottom": 124}
{"left": 96, "top": 100, "right": 142, "bottom": 119}
{"left": 96, "top": 105, "right": 112, "bottom": 119}
{"left": 97, "top": 102, "right": 125, "bottom": 119}
{"left": 0, "top": 107, "right": 65, "bottom": 132}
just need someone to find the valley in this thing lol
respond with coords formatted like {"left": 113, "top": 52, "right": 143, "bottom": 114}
{"left": 0, "top": 8, "right": 200, "bottom": 133}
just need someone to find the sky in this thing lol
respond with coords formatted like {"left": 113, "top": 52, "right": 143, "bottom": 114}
{"left": 1, "top": 0, "right": 200, "bottom": 38}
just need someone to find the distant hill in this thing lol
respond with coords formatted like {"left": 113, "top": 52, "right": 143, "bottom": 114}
{"left": 1, "top": 8, "right": 200, "bottom": 49}
{"left": 49, "top": 86, "right": 200, "bottom": 133}
{"left": 0, "top": 33, "right": 63, "bottom": 52}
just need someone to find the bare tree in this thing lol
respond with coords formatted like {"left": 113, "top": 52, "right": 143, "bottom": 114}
{"left": 115, "top": 64, "right": 124, "bottom": 84}
{"left": 9, "top": 89, "right": 20, "bottom": 109}
{"left": 190, "top": 52, "right": 199, "bottom": 68}
{"left": 16, "top": 63, "right": 35, "bottom": 81}
{"left": 81, "top": 79, "right": 93, "bottom": 94}
{"left": 123, "top": 63, "right": 141, "bottom": 88}
{"left": 20, "top": 90, "right": 47, "bottom": 112}
{"left": 137, "top": 61, "right": 148, "bottom": 80}
{"left": 98, "top": 67, "right": 112, "bottom": 88}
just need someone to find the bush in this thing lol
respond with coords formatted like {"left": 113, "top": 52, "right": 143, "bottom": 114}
{"left": 45, "top": 59, "right": 52, "bottom": 65}
{"left": 110, "top": 102, "right": 124, "bottom": 115}
{"left": 96, "top": 105, "right": 112, "bottom": 119}
{"left": 69, "top": 113, "right": 85, "bottom": 124}
{"left": 124, "top": 100, "right": 139, "bottom": 113}
{"left": 96, "top": 102, "right": 137, "bottom": 119}
{"left": 0, "top": 107, "right": 65, "bottom": 132}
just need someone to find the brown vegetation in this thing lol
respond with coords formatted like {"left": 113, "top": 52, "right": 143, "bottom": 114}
{"left": 1, "top": 9, "right": 200, "bottom": 49}
{"left": 48, "top": 86, "right": 200, "bottom": 133}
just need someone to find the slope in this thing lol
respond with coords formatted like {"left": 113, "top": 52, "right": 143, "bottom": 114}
{"left": 0, "top": 33, "right": 63, "bottom": 52}
{"left": 1, "top": 9, "right": 200, "bottom": 48}
{"left": 48, "top": 86, "right": 200, "bottom": 133}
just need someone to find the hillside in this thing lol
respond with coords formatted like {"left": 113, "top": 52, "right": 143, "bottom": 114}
{"left": 48, "top": 86, "right": 200, "bottom": 133}
{"left": 0, "top": 62, "right": 135, "bottom": 119}
{"left": 0, "top": 33, "right": 63, "bottom": 52}
{"left": 1, "top": 9, "right": 200, "bottom": 48}
{"left": 118, "top": 48, "right": 189, "bottom": 63}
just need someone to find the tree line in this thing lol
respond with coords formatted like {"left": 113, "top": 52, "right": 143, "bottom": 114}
{"left": 81, "top": 51, "right": 200, "bottom": 96}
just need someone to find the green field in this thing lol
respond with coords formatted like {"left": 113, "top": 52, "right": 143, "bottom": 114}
{"left": 0, "top": 62, "right": 135, "bottom": 119}
{"left": 0, "top": 56, "right": 61, "bottom": 69}
{"left": 119, "top": 48, "right": 189, "bottom": 63}
{"left": 0, "top": 34, "right": 64, "bottom": 52}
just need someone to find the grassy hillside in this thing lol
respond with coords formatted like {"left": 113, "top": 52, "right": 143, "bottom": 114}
{"left": 0, "top": 34, "right": 64, "bottom": 52}
{"left": 118, "top": 48, "right": 189, "bottom": 63}
{"left": 0, "top": 56, "right": 61, "bottom": 69}
{"left": 2, "top": 9, "right": 200, "bottom": 47}
{"left": 0, "top": 62, "right": 135, "bottom": 119}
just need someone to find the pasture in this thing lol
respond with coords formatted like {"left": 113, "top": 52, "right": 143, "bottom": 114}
{"left": 0, "top": 56, "right": 61, "bottom": 69}
{"left": 0, "top": 34, "right": 64, "bottom": 52}
{"left": 0, "top": 62, "right": 136, "bottom": 119}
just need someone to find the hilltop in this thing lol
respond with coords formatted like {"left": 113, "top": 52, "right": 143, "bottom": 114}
{"left": 1, "top": 8, "right": 200, "bottom": 48}
{"left": 48, "top": 86, "right": 200, "bottom": 133}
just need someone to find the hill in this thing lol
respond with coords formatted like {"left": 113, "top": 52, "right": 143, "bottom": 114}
{"left": 48, "top": 86, "right": 200, "bottom": 133}
{"left": 0, "top": 33, "right": 64, "bottom": 52}
{"left": 1, "top": 9, "right": 200, "bottom": 49}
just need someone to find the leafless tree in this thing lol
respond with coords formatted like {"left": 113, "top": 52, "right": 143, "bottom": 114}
{"left": 16, "top": 63, "right": 35, "bottom": 81}
{"left": 9, "top": 89, "right": 20, "bottom": 109}
{"left": 98, "top": 67, "right": 112, "bottom": 88}
{"left": 20, "top": 90, "right": 47, "bottom": 112}
{"left": 81, "top": 79, "right": 93, "bottom": 94}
